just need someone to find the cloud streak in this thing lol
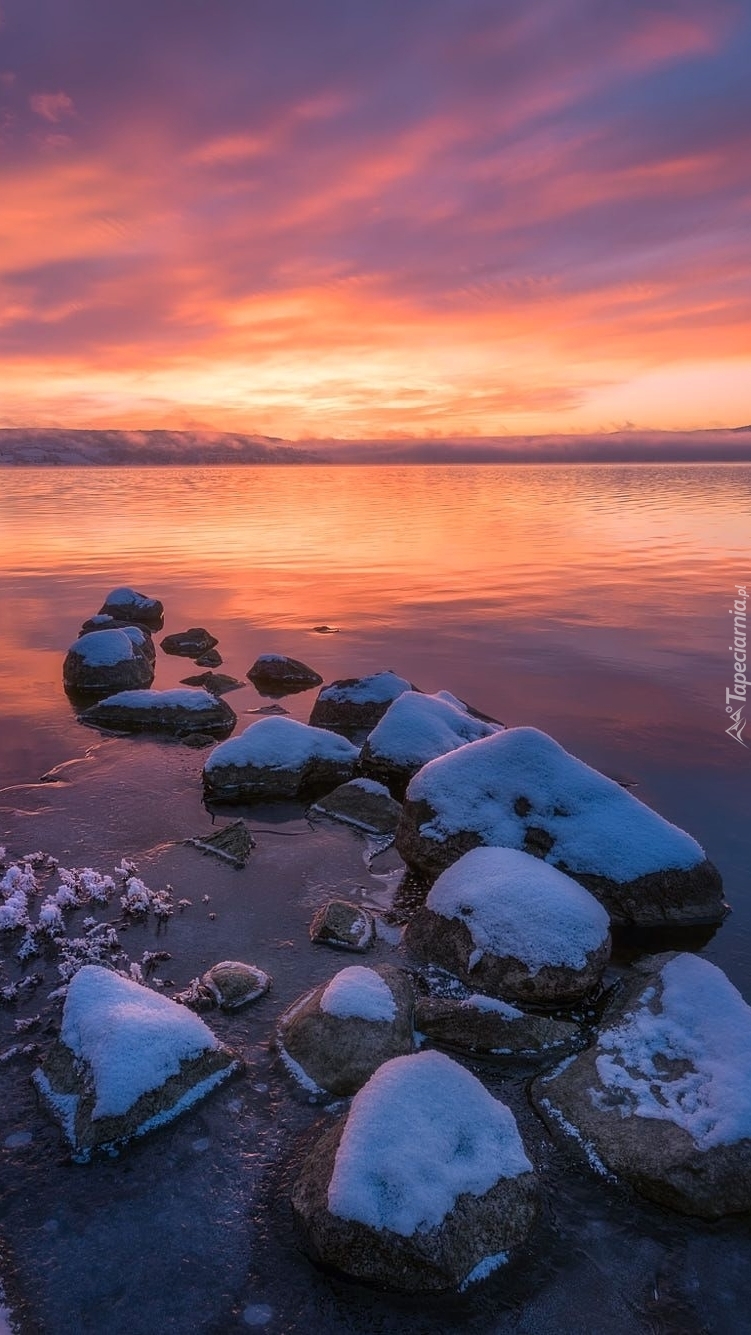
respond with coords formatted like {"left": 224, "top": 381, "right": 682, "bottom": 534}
{"left": 0, "top": 0, "right": 749, "bottom": 438}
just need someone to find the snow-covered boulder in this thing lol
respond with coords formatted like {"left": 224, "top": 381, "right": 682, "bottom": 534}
{"left": 274, "top": 964, "right": 415, "bottom": 1097}
{"left": 97, "top": 587, "right": 164, "bottom": 629}
{"left": 404, "top": 847, "right": 611, "bottom": 1002}
{"left": 79, "top": 620, "right": 156, "bottom": 664}
{"left": 63, "top": 629, "right": 155, "bottom": 695}
{"left": 414, "top": 994, "right": 579, "bottom": 1059}
{"left": 396, "top": 727, "right": 725, "bottom": 927}
{"left": 160, "top": 627, "right": 218, "bottom": 657}
{"left": 291, "top": 1050, "right": 537, "bottom": 1291}
{"left": 308, "top": 777, "right": 402, "bottom": 835}
{"left": 79, "top": 688, "right": 236, "bottom": 737}
{"left": 533, "top": 953, "right": 751, "bottom": 1218}
{"left": 309, "top": 900, "right": 376, "bottom": 952}
{"left": 360, "top": 691, "right": 503, "bottom": 797}
{"left": 247, "top": 654, "right": 323, "bottom": 693}
{"left": 202, "top": 716, "right": 359, "bottom": 802}
{"left": 32, "top": 965, "right": 240, "bottom": 1159}
{"left": 309, "top": 671, "right": 413, "bottom": 734}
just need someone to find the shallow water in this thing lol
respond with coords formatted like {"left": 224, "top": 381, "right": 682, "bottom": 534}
{"left": 0, "top": 464, "right": 750, "bottom": 1333}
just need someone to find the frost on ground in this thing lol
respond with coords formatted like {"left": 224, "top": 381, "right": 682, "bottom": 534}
{"left": 426, "top": 847, "right": 610, "bottom": 974}
{"left": 327, "top": 1050, "right": 532, "bottom": 1235}
{"left": 594, "top": 954, "right": 751, "bottom": 1149}
{"left": 320, "top": 967, "right": 397, "bottom": 1022}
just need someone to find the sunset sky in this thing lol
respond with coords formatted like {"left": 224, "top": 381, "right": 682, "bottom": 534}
{"left": 1, "top": 0, "right": 750, "bottom": 439}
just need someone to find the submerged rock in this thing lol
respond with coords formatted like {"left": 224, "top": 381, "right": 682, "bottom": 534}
{"left": 247, "top": 654, "right": 323, "bottom": 693}
{"left": 291, "top": 1050, "right": 538, "bottom": 1292}
{"left": 360, "top": 690, "right": 502, "bottom": 798}
{"left": 97, "top": 587, "right": 164, "bottom": 629}
{"left": 533, "top": 952, "right": 751, "bottom": 1218}
{"left": 180, "top": 670, "right": 245, "bottom": 696}
{"left": 309, "top": 900, "right": 376, "bottom": 952}
{"left": 308, "top": 777, "right": 402, "bottom": 835}
{"left": 176, "top": 960, "right": 272, "bottom": 1011}
{"left": 186, "top": 820, "right": 256, "bottom": 868}
{"left": 309, "top": 671, "right": 413, "bottom": 734}
{"left": 414, "top": 994, "right": 579, "bottom": 1058}
{"left": 404, "top": 847, "right": 611, "bottom": 1003}
{"left": 80, "top": 688, "right": 236, "bottom": 737}
{"left": 64, "top": 629, "right": 154, "bottom": 695}
{"left": 275, "top": 964, "right": 415, "bottom": 1096}
{"left": 32, "top": 965, "right": 240, "bottom": 1159}
{"left": 202, "top": 716, "right": 358, "bottom": 802}
{"left": 160, "top": 628, "right": 219, "bottom": 657}
{"left": 396, "top": 727, "right": 726, "bottom": 927}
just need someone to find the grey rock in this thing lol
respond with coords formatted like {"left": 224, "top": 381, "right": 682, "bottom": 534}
{"left": 202, "top": 718, "right": 358, "bottom": 802}
{"left": 308, "top": 778, "right": 402, "bottom": 835}
{"left": 532, "top": 952, "right": 751, "bottom": 1218}
{"left": 180, "top": 670, "right": 245, "bottom": 696}
{"left": 274, "top": 964, "right": 415, "bottom": 1096}
{"left": 414, "top": 995, "right": 579, "bottom": 1057}
{"left": 64, "top": 629, "right": 154, "bottom": 695}
{"left": 186, "top": 820, "right": 256, "bottom": 867}
{"left": 195, "top": 648, "right": 223, "bottom": 667}
{"left": 309, "top": 900, "right": 376, "bottom": 952}
{"left": 174, "top": 960, "right": 271, "bottom": 1011}
{"left": 161, "top": 628, "right": 219, "bottom": 657}
{"left": 247, "top": 654, "right": 322, "bottom": 691}
{"left": 80, "top": 689, "right": 236, "bottom": 737}
{"left": 309, "top": 672, "right": 413, "bottom": 734}
{"left": 98, "top": 587, "right": 164, "bottom": 629}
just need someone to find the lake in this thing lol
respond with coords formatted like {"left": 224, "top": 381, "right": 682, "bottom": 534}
{"left": 0, "top": 464, "right": 750, "bottom": 1334}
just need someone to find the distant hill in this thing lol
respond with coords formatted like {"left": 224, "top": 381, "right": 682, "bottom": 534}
{"left": 0, "top": 429, "right": 321, "bottom": 466}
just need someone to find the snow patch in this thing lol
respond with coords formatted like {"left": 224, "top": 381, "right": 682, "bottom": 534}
{"left": 319, "top": 671, "right": 412, "bottom": 705}
{"left": 366, "top": 690, "right": 501, "bottom": 765}
{"left": 328, "top": 1050, "right": 532, "bottom": 1236}
{"left": 96, "top": 687, "right": 217, "bottom": 711}
{"left": 426, "top": 846, "right": 609, "bottom": 973}
{"left": 320, "top": 967, "right": 396, "bottom": 1022}
{"left": 205, "top": 715, "right": 358, "bottom": 772}
{"left": 68, "top": 630, "right": 136, "bottom": 666}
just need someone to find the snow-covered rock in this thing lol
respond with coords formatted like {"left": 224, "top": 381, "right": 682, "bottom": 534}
{"left": 291, "top": 1050, "right": 537, "bottom": 1291}
{"left": 404, "top": 847, "right": 611, "bottom": 1002}
{"left": 160, "top": 627, "right": 219, "bottom": 657}
{"left": 33, "top": 965, "right": 240, "bottom": 1158}
{"left": 98, "top": 587, "right": 164, "bottom": 629}
{"left": 308, "top": 777, "right": 402, "bottom": 835}
{"left": 247, "top": 654, "right": 322, "bottom": 693}
{"left": 360, "top": 691, "right": 502, "bottom": 797}
{"left": 78, "top": 620, "right": 156, "bottom": 664}
{"left": 396, "top": 727, "right": 725, "bottom": 927}
{"left": 79, "top": 688, "right": 236, "bottom": 737}
{"left": 414, "top": 994, "right": 579, "bottom": 1058}
{"left": 309, "top": 671, "right": 413, "bottom": 734}
{"left": 202, "top": 716, "right": 359, "bottom": 802}
{"left": 274, "top": 964, "right": 415, "bottom": 1097}
{"left": 533, "top": 952, "right": 751, "bottom": 1217}
{"left": 309, "top": 900, "right": 376, "bottom": 952}
{"left": 63, "top": 629, "right": 154, "bottom": 695}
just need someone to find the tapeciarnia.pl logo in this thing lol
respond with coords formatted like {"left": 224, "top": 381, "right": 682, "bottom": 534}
{"left": 726, "top": 583, "right": 748, "bottom": 747}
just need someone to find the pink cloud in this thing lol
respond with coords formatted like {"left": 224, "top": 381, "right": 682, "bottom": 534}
{"left": 29, "top": 91, "right": 74, "bottom": 123}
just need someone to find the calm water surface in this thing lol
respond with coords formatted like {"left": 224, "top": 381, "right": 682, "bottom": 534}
{"left": 0, "top": 464, "right": 750, "bottom": 1334}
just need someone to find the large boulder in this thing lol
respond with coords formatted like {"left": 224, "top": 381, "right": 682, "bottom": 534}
{"left": 63, "top": 629, "right": 154, "bottom": 695}
{"left": 79, "top": 688, "right": 236, "bottom": 737}
{"left": 274, "top": 964, "right": 415, "bottom": 1096}
{"left": 247, "top": 654, "right": 322, "bottom": 693}
{"left": 97, "top": 587, "right": 164, "bottom": 629}
{"left": 404, "top": 847, "right": 611, "bottom": 1003}
{"left": 532, "top": 953, "right": 751, "bottom": 1218}
{"left": 414, "top": 994, "right": 579, "bottom": 1058}
{"left": 202, "top": 716, "right": 358, "bottom": 802}
{"left": 291, "top": 1050, "right": 537, "bottom": 1292}
{"left": 396, "top": 727, "right": 725, "bottom": 927}
{"left": 309, "top": 671, "right": 413, "bottom": 734}
{"left": 32, "top": 965, "right": 240, "bottom": 1159}
{"left": 360, "top": 691, "right": 502, "bottom": 798}
{"left": 308, "top": 777, "right": 402, "bottom": 835}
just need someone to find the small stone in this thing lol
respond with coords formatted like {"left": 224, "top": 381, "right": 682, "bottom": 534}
{"left": 310, "top": 901, "right": 376, "bottom": 952}
{"left": 98, "top": 587, "right": 164, "bottom": 629}
{"left": 195, "top": 648, "right": 223, "bottom": 667}
{"left": 186, "top": 820, "right": 256, "bottom": 868}
{"left": 202, "top": 961, "right": 272, "bottom": 1010}
{"left": 308, "top": 778, "right": 402, "bottom": 836}
{"left": 311, "top": 626, "right": 339, "bottom": 634}
{"left": 247, "top": 654, "right": 323, "bottom": 692}
{"left": 180, "top": 671, "right": 245, "bottom": 696}
{"left": 161, "top": 628, "right": 219, "bottom": 657}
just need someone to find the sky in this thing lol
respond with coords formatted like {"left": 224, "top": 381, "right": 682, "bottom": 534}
{"left": 0, "top": 0, "right": 750, "bottom": 440}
